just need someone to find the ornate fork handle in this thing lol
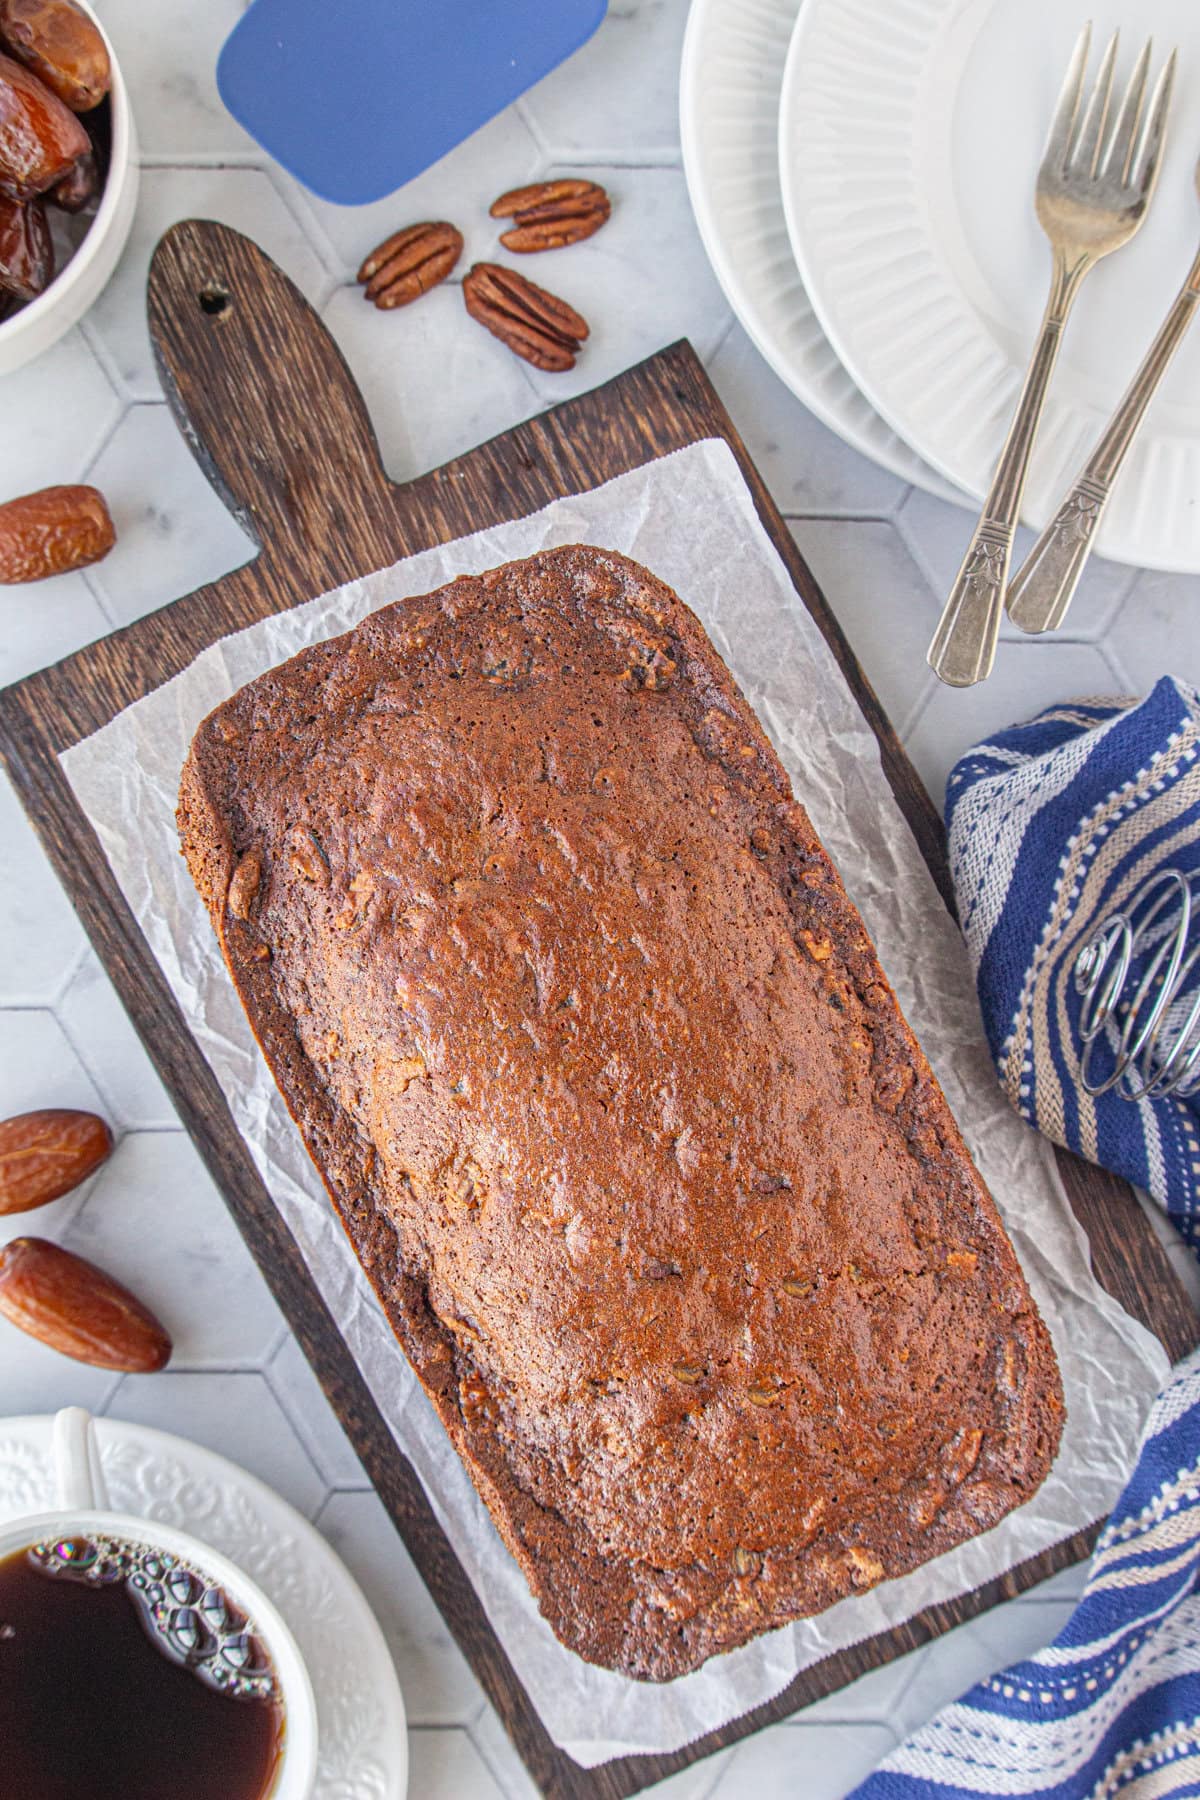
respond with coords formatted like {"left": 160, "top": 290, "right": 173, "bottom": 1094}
{"left": 927, "top": 252, "right": 1087, "bottom": 687}
{"left": 1008, "top": 251, "right": 1200, "bottom": 634}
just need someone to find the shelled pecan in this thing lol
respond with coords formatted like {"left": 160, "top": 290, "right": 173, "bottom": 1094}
{"left": 489, "top": 179, "right": 610, "bottom": 252}
{"left": 357, "top": 219, "right": 463, "bottom": 309}
{"left": 462, "top": 262, "right": 588, "bottom": 371}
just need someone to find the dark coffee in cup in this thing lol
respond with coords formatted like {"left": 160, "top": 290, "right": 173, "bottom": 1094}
{"left": 0, "top": 1533, "right": 285, "bottom": 1800}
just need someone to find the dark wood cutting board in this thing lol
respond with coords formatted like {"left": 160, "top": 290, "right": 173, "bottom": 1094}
{"left": 0, "top": 220, "right": 1195, "bottom": 1799}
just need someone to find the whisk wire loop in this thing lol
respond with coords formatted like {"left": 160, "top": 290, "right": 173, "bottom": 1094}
{"left": 1074, "top": 868, "right": 1200, "bottom": 1102}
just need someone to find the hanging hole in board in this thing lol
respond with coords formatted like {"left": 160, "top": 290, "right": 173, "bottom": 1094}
{"left": 198, "top": 284, "right": 231, "bottom": 317}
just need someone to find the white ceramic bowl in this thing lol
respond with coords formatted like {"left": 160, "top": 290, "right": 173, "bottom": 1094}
{"left": 0, "top": 0, "right": 137, "bottom": 376}
{"left": 0, "top": 1410, "right": 318, "bottom": 1799}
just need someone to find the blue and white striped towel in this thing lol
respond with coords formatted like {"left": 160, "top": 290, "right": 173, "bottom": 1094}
{"left": 945, "top": 676, "right": 1200, "bottom": 1247}
{"left": 852, "top": 1345, "right": 1200, "bottom": 1800}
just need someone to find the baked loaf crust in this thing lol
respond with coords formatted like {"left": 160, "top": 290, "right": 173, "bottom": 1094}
{"left": 179, "top": 545, "right": 1063, "bottom": 1680}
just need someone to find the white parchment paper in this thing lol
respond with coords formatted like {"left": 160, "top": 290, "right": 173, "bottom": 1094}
{"left": 62, "top": 439, "right": 1167, "bottom": 1764}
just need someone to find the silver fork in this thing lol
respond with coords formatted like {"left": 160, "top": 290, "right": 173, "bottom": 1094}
{"left": 1008, "top": 155, "right": 1200, "bottom": 634}
{"left": 927, "top": 27, "right": 1176, "bottom": 688}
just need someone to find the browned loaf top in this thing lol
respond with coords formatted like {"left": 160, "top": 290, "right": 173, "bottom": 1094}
{"left": 178, "top": 544, "right": 1064, "bottom": 1680}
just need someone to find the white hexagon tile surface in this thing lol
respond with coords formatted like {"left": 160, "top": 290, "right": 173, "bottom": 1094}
{"left": 0, "top": 0, "right": 1192, "bottom": 1793}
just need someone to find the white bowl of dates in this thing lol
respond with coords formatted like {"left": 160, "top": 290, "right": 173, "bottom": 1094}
{"left": 0, "top": 0, "right": 137, "bottom": 376}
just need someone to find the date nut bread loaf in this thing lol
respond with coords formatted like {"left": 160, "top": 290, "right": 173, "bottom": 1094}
{"left": 178, "top": 545, "right": 1063, "bottom": 1680}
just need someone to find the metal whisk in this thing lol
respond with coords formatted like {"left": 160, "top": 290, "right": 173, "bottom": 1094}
{"left": 1074, "top": 868, "right": 1200, "bottom": 1102}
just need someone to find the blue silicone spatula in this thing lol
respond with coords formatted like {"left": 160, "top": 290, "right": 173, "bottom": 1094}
{"left": 217, "top": 0, "right": 608, "bottom": 207}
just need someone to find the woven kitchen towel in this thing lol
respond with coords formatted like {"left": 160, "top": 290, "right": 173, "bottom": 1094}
{"left": 851, "top": 1345, "right": 1200, "bottom": 1800}
{"left": 945, "top": 676, "right": 1200, "bottom": 1247}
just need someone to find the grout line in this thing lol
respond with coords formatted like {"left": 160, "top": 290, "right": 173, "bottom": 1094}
{"left": 459, "top": 1718, "right": 535, "bottom": 1800}
{"left": 48, "top": 937, "right": 92, "bottom": 1009}
{"left": 783, "top": 510, "right": 903, "bottom": 528}
{"left": 136, "top": 151, "right": 266, "bottom": 170}
{"left": 258, "top": 159, "right": 344, "bottom": 283}
{"left": 705, "top": 310, "right": 738, "bottom": 365}
{"left": 531, "top": 148, "right": 683, "bottom": 171}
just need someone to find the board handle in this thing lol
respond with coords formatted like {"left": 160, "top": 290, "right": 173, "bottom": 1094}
{"left": 147, "top": 219, "right": 394, "bottom": 583}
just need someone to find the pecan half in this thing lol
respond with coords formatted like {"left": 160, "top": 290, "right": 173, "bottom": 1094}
{"left": 356, "top": 220, "right": 463, "bottom": 308}
{"left": 489, "top": 179, "right": 610, "bottom": 252}
{"left": 462, "top": 262, "right": 588, "bottom": 371}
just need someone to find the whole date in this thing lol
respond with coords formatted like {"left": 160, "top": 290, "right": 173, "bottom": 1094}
{"left": 0, "top": 50, "right": 87, "bottom": 197}
{"left": 0, "top": 188, "right": 49, "bottom": 296}
{"left": 0, "top": 0, "right": 111, "bottom": 112}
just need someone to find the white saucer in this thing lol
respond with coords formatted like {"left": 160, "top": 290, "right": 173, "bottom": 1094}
{"left": 678, "top": 0, "right": 962, "bottom": 502}
{"left": 779, "top": 0, "right": 1200, "bottom": 572}
{"left": 0, "top": 1414, "right": 408, "bottom": 1799}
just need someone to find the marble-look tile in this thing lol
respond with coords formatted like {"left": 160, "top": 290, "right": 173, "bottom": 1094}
{"left": 105, "top": 1371, "right": 327, "bottom": 1519}
{"left": 2, "top": 1320, "right": 122, "bottom": 1418}
{"left": 320, "top": 282, "right": 536, "bottom": 484}
{"left": 281, "top": 108, "right": 541, "bottom": 279}
{"left": 515, "top": 167, "right": 731, "bottom": 406}
{"left": 86, "top": 167, "right": 331, "bottom": 400}
{"left": 712, "top": 1720, "right": 897, "bottom": 1798}
{"left": 62, "top": 1132, "right": 285, "bottom": 1369}
{"left": 85, "top": 405, "right": 255, "bottom": 625}
{"left": 520, "top": 0, "right": 688, "bottom": 158}
{"left": 314, "top": 1489, "right": 484, "bottom": 1725}
{"left": 786, "top": 1646, "right": 925, "bottom": 1727}
{"left": 92, "top": 0, "right": 255, "bottom": 156}
{"left": 889, "top": 1602, "right": 1074, "bottom": 1742}
{"left": 0, "top": 569, "right": 111, "bottom": 688}
{"left": 1011, "top": 1558, "right": 1090, "bottom": 1606}
{"left": 788, "top": 519, "right": 942, "bottom": 738}
{"left": 905, "top": 639, "right": 1124, "bottom": 815}
{"left": 1104, "top": 566, "right": 1199, "bottom": 695}
{"left": 266, "top": 1334, "right": 370, "bottom": 1491}
{"left": 58, "top": 952, "right": 177, "bottom": 1130}
{"left": 409, "top": 1728, "right": 508, "bottom": 1800}
{"left": 710, "top": 324, "right": 908, "bottom": 519}
{"left": 896, "top": 486, "right": 1137, "bottom": 643}
{"left": 0, "top": 776, "right": 85, "bottom": 1007}
{"left": 0, "top": 328, "right": 119, "bottom": 496}
{"left": 471, "top": 1699, "right": 734, "bottom": 1800}
{"left": 0, "top": 1011, "right": 105, "bottom": 1241}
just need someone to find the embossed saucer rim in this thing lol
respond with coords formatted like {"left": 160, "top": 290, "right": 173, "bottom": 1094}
{"left": 0, "top": 1413, "right": 408, "bottom": 1800}
{"left": 678, "top": 0, "right": 963, "bottom": 501}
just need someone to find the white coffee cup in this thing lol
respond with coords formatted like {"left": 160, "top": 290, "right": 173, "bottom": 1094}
{"left": 0, "top": 1407, "right": 318, "bottom": 1799}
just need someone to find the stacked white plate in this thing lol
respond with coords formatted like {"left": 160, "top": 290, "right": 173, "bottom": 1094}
{"left": 681, "top": 0, "right": 1200, "bottom": 572}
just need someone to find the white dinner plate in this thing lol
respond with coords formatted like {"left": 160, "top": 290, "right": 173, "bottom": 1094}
{"left": 679, "top": 0, "right": 963, "bottom": 501}
{"left": 0, "top": 1414, "right": 408, "bottom": 1799}
{"left": 779, "top": 0, "right": 1200, "bottom": 571}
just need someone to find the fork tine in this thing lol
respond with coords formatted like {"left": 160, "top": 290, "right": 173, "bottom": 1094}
{"left": 1132, "top": 48, "right": 1178, "bottom": 196}
{"left": 1070, "top": 29, "right": 1119, "bottom": 174}
{"left": 1040, "top": 22, "right": 1092, "bottom": 176}
{"left": 1101, "top": 37, "right": 1150, "bottom": 180}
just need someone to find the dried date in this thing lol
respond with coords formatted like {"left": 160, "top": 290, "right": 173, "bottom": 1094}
{"left": 0, "top": 1108, "right": 112, "bottom": 1213}
{"left": 0, "top": 0, "right": 110, "bottom": 112}
{"left": 48, "top": 142, "right": 93, "bottom": 209}
{"left": 0, "top": 187, "right": 49, "bottom": 295}
{"left": 0, "top": 50, "right": 88, "bottom": 197}
{"left": 0, "top": 1236, "right": 171, "bottom": 1371}
{"left": 0, "top": 483, "right": 114, "bottom": 581}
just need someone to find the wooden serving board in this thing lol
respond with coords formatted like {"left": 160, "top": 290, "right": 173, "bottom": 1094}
{"left": 1, "top": 221, "right": 1196, "bottom": 1798}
